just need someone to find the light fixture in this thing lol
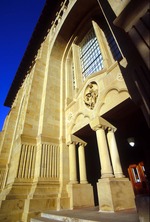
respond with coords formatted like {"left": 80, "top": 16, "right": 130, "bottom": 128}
{"left": 127, "top": 137, "right": 135, "bottom": 147}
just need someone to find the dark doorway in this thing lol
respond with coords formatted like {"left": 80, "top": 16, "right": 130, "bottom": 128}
{"left": 74, "top": 98, "right": 150, "bottom": 203}
{"left": 74, "top": 125, "right": 100, "bottom": 206}
{"left": 102, "top": 98, "right": 150, "bottom": 181}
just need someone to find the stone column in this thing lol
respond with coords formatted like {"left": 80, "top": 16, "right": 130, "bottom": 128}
{"left": 78, "top": 143, "right": 88, "bottom": 184}
{"left": 68, "top": 142, "right": 78, "bottom": 184}
{"left": 96, "top": 125, "right": 114, "bottom": 178}
{"left": 107, "top": 128, "right": 125, "bottom": 178}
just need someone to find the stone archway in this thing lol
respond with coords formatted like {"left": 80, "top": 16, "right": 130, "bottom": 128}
{"left": 69, "top": 115, "right": 136, "bottom": 212}
{"left": 74, "top": 124, "right": 100, "bottom": 206}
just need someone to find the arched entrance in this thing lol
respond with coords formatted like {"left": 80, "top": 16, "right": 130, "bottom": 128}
{"left": 74, "top": 124, "right": 100, "bottom": 206}
{"left": 101, "top": 98, "right": 150, "bottom": 183}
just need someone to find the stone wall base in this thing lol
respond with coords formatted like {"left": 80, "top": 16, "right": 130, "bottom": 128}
{"left": 0, "top": 180, "right": 70, "bottom": 222}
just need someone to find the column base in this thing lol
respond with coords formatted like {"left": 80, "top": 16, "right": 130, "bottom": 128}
{"left": 97, "top": 178, "right": 136, "bottom": 212}
{"left": 101, "top": 173, "right": 114, "bottom": 178}
{"left": 67, "top": 183, "right": 94, "bottom": 209}
{"left": 69, "top": 181, "right": 78, "bottom": 184}
{"left": 80, "top": 180, "right": 88, "bottom": 184}
{"left": 114, "top": 173, "right": 125, "bottom": 178}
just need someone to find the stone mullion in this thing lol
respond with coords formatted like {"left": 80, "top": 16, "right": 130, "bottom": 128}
{"left": 72, "top": 43, "right": 83, "bottom": 92}
{"left": 22, "top": 145, "right": 28, "bottom": 178}
{"left": 17, "top": 144, "right": 24, "bottom": 178}
{"left": 92, "top": 20, "right": 114, "bottom": 68}
{"left": 27, "top": 146, "right": 32, "bottom": 178}
{"left": 51, "top": 145, "right": 54, "bottom": 178}
{"left": 56, "top": 146, "right": 59, "bottom": 178}
{"left": 24, "top": 145, "right": 30, "bottom": 178}
{"left": 54, "top": 146, "right": 57, "bottom": 178}
{"left": 40, "top": 144, "right": 44, "bottom": 177}
{"left": 45, "top": 144, "right": 48, "bottom": 178}
{"left": 31, "top": 145, "right": 36, "bottom": 178}
{"left": 28, "top": 145, "right": 34, "bottom": 178}
{"left": 47, "top": 145, "right": 50, "bottom": 177}
{"left": 42, "top": 144, "right": 46, "bottom": 178}
{"left": 49, "top": 145, "right": 52, "bottom": 177}
{"left": 53, "top": 145, "right": 55, "bottom": 178}
{"left": 43, "top": 144, "right": 47, "bottom": 178}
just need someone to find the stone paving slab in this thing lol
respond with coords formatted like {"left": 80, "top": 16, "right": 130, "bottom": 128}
{"left": 31, "top": 207, "right": 140, "bottom": 222}
{"left": 30, "top": 195, "right": 150, "bottom": 222}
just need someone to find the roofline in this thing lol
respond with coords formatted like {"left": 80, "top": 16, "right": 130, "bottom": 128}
{"left": 4, "top": 0, "right": 61, "bottom": 107}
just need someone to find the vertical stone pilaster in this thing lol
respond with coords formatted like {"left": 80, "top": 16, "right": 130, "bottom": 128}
{"left": 78, "top": 143, "right": 88, "bottom": 184}
{"left": 107, "top": 127, "right": 125, "bottom": 178}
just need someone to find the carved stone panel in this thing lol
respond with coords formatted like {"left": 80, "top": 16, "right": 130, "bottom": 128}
{"left": 84, "top": 81, "right": 98, "bottom": 110}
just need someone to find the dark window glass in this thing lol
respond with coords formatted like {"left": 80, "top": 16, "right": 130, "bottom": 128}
{"left": 80, "top": 29, "right": 103, "bottom": 79}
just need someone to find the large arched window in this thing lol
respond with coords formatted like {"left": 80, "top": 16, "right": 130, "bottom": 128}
{"left": 65, "top": 19, "right": 123, "bottom": 105}
{"left": 79, "top": 28, "right": 103, "bottom": 80}
{"left": 78, "top": 20, "right": 122, "bottom": 81}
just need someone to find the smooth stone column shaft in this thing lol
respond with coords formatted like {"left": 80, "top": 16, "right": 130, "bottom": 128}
{"left": 107, "top": 128, "right": 124, "bottom": 178}
{"left": 69, "top": 142, "right": 78, "bottom": 183}
{"left": 78, "top": 143, "right": 88, "bottom": 184}
{"left": 96, "top": 127, "right": 114, "bottom": 178}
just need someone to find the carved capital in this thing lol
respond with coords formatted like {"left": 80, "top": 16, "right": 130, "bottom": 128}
{"left": 67, "top": 135, "right": 87, "bottom": 146}
{"left": 108, "top": 127, "right": 116, "bottom": 132}
{"left": 67, "top": 141, "right": 76, "bottom": 146}
{"left": 92, "top": 124, "right": 106, "bottom": 131}
{"left": 79, "top": 142, "right": 87, "bottom": 147}
{"left": 90, "top": 116, "right": 116, "bottom": 132}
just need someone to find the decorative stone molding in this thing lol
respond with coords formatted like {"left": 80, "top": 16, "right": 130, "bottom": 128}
{"left": 84, "top": 81, "right": 98, "bottom": 110}
{"left": 0, "top": 167, "right": 7, "bottom": 190}
{"left": 51, "top": 0, "right": 70, "bottom": 34}
{"left": 90, "top": 116, "right": 116, "bottom": 132}
{"left": 67, "top": 134, "right": 87, "bottom": 146}
{"left": 67, "top": 112, "right": 73, "bottom": 123}
{"left": 40, "top": 143, "right": 60, "bottom": 178}
{"left": 17, "top": 144, "right": 36, "bottom": 179}
{"left": 116, "top": 72, "right": 123, "bottom": 81}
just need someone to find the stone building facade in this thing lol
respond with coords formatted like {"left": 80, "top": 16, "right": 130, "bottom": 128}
{"left": 0, "top": 0, "right": 149, "bottom": 221}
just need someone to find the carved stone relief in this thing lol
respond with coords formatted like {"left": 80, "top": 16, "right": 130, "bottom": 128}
{"left": 84, "top": 81, "right": 98, "bottom": 110}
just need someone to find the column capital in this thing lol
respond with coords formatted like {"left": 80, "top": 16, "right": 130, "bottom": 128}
{"left": 79, "top": 142, "right": 87, "bottom": 147}
{"left": 67, "top": 141, "right": 77, "bottom": 146}
{"left": 92, "top": 124, "right": 106, "bottom": 131}
{"left": 67, "top": 134, "right": 87, "bottom": 146}
{"left": 108, "top": 127, "right": 117, "bottom": 132}
{"left": 90, "top": 117, "right": 116, "bottom": 132}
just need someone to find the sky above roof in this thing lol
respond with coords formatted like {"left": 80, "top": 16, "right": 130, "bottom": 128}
{"left": 0, "top": 0, "right": 45, "bottom": 131}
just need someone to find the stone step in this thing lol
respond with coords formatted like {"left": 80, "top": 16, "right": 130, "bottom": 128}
{"left": 30, "top": 206, "right": 140, "bottom": 222}
{"left": 31, "top": 217, "right": 98, "bottom": 222}
{"left": 31, "top": 217, "right": 59, "bottom": 222}
{"left": 30, "top": 216, "right": 98, "bottom": 222}
{"left": 31, "top": 213, "right": 98, "bottom": 222}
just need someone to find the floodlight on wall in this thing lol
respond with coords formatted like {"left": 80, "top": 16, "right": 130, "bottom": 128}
{"left": 127, "top": 137, "right": 135, "bottom": 147}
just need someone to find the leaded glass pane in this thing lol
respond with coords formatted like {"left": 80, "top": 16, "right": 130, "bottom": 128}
{"left": 80, "top": 29, "right": 103, "bottom": 79}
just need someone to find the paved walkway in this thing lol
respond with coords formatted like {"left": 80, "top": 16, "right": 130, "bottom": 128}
{"left": 31, "top": 195, "right": 150, "bottom": 222}
{"left": 40, "top": 207, "right": 139, "bottom": 222}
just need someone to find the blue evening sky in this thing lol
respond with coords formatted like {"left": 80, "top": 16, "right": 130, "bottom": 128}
{"left": 0, "top": 0, "right": 45, "bottom": 131}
